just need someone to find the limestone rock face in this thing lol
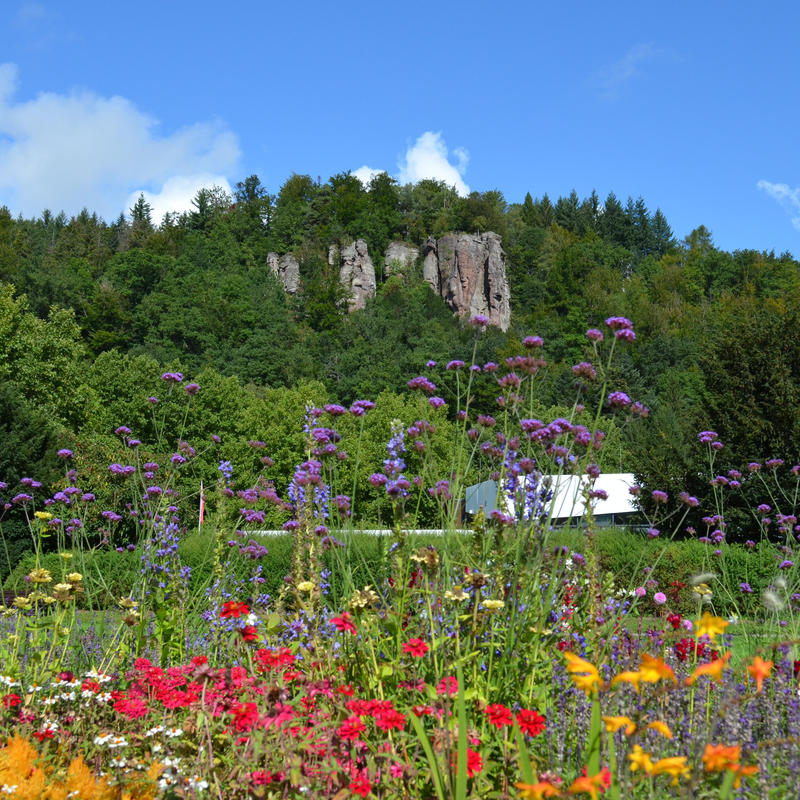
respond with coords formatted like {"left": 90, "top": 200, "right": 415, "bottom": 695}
{"left": 267, "top": 252, "right": 301, "bottom": 294}
{"left": 384, "top": 241, "right": 419, "bottom": 276}
{"left": 336, "top": 239, "right": 376, "bottom": 311}
{"left": 423, "top": 232, "right": 511, "bottom": 331}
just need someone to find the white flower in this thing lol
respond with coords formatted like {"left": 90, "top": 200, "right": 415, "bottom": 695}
{"left": 81, "top": 690, "right": 95, "bottom": 699}
{"left": 1, "top": 786, "right": 18, "bottom": 795}
{"left": 96, "top": 692, "right": 113, "bottom": 703}
{"left": 0, "top": 676, "right": 20, "bottom": 688}
{"left": 41, "top": 720, "right": 58, "bottom": 732}
{"left": 94, "top": 734, "right": 113, "bottom": 746}
{"left": 107, "top": 736, "right": 128, "bottom": 749}
{"left": 163, "top": 756, "right": 182, "bottom": 768}
{"left": 145, "top": 725, "right": 165, "bottom": 737}
{"left": 84, "top": 669, "right": 113, "bottom": 684}
{"left": 59, "top": 692, "right": 76, "bottom": 702}
{"left": 110, "top": 757, "right": 127, "bottom": 768}
{"left": 27, "top": 684, "right": 45, "bottom": 693}
{"left": 152, "top": 743, "right": 163, "bottom": 753}
{"left": 41, "top": 696, "right": 57, "bottom": 706}
{"left": 188, "top": 777, "right": 210, "bottom": 790}
{"left": 164, "top": 727, "right": 183, "bottom": 738}
{"left": 245, "top": 612, "right": 259, "bottom": 626}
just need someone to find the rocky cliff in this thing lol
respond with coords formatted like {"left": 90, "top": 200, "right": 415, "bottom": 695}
{"left": 423, "top": 232, "right": 511, "bottom": 331}
{"left": 384, "top": 242, "right": 419, "bottom": 277}
{"left": 329, "top": 239, "right": 377, "bottom": 311}
{"left": 267, "top": 252, "right": 301, "bottom": 294}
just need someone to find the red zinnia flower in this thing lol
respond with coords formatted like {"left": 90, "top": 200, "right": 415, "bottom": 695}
{"left": 453, "top": 748, "right": 483, "bottom": 777}
{"left": 2, "top": 694, "right": 21, "bottom": 709}
{"left": 484, "top": 703, "right": 513, "bottom": 728}
{"left": 437, "top": 676, "right": 458, "bottom": 696}
{"left": 337, "top": 684, "right": 356, "bottom": 696}
{"left": 375, "top": 709, "right": 406, "bottom": 731}
{"left": 402, "top": 638, "right": 430, "bottom": 657}
{"left": 230, "top": 702, "right": 259, "bottom": 732}
{"left": 349, "top": 777, "right": 372, "bottom": 797}
{"left": 338, "top": 715, "right": 367, "bottom": 741}
{"left": 516, "top": 708, "right": 546, "bottom": 736}
{"left": 240, "top": 625, "right": 259, "bottom": 642}
{"left": 331, "top": 612, "right": 357, "bottom": 634}
{"left": 413, "top": 705, "right": 434, "bottom": 716}
{"left": 220, "top": 600, "right": 250, "bottom": 619}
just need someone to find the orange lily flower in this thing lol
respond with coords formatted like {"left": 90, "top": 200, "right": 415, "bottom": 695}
{"left": 602, "top": 716, "right": 636, "bottom": 736}
{"left": 515, "top": 781, "right": 561, "bottom": 799}
{"left": 646, "top": 721, "right": 673, "bottom": 739}
{"left": 747, "top": 656, "right": 773, "bottom": 693}
{"left": 638, "top": 654, "right": 676, "bottom": 684}
{"left": 610, "top": 671, "right": 643, "bottom": 692}
{"left": 563, "top": 652, "right": 603, "bottom": 696}
{"left": 702, "top": 743, "right": 741, "bottom": 772}
{"left": 567, "top": 770, "right": 607, "bottom": 800}
{"left": 729, "top": 763, "right": 759, "bottom": 789}
{"left": 650, "top": 756, "right": 690, "bottom": 784}
{"left": 696, "top": 611, "right": 728, "bottom": 641}
{"left": 685, "top": 652, "right": 732, "bottom": 685}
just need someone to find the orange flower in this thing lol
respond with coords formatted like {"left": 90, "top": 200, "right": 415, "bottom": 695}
{"left": 685, "top": 652, "right": 732, "bottom": 685}
{"left": 610, "top": 671, "right": 644, "bottom": 692}
{"left": 696, "top": 611, "right": 728, "bottom": 641}
{"left": 747, "top": 656, "right": 773, "bottom": 693}
{"left": 602, "top": 715, "right": 637, "bottom": 736}
{"left": 515, "top": 781, "right": 561, "bottom": 799}
{"left": 702, "top": 743, "right": 741, "bottom": 772}
{"left": 567, "top": 769, "right": 608, "bottom": 800}
{"left": 638, "top": 654, "right": 676, "bottom": 684}
{"left": 646, "top": 721, "right": 673, "bottom": 739}
{"left": 650, "top": 756, "right": 690, "bottom": 784}
{"left": 729, "top": 762, "right": 759, "bottom": 789}
{"left": 563, "top": 652, "right": 603, "bottom": 696}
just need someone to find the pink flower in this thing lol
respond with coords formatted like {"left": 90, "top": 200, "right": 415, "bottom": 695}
{"left": 654, "top": 592, "right": 667, "bottom": 605}
{"left": 635, "top": 587, "right": 646, "bottom": 597}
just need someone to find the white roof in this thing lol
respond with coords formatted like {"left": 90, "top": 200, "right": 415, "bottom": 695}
{"left": 542, "top": 473, "right": 638, "bottom": 519}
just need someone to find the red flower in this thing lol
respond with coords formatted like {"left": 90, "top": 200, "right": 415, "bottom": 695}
{"left": 113, "top": 696, "right": 149, "bottom": 719}
{"left": 349, "top": 777, "right": 372, "bottom": 797}
{"left": 402, "top": 638, "right": 430, "bottom": 657}
{"left": 337, "top": 684, "right": 356, "bottom": 696}
{"left": 220, "top": 600, "right": 250, "bottom": 619}
{"left": 436, "top": 676, "right": 458, "bottom": 696}
{"left": 241, "top": 625, "right": 259, "bottom": 642}
{"left": 516, "top": 708, "right": 546, "bottom": 736}
{"left": 192, "top": 655, "right": 209, "bottom": 666}
{"left": 375, "top": 709, "right": 406, "bottom": 731}
{"left": 230, "top": 702, "right": 259, "bottom": 732}
{"left": 2, "top": 694, "right": 21, "bottom": 709}
{"left": 666, "top": 613, "right": 682, "bottom": 630}
{"left": 453, "top": 748, "right": 483, "bottom": 777}
{"left": 413, "top": 705, "right": 434, "bottom": 716}
{"left": 32, "top": 731, "right": 54, "bottom": 742}
{"left": 331, "top": 612, "right": 357, "bottom": 635}
{"left": 338, "top": 716, "right": 367, "bottom": 741}
{"left": 484, "top": 703, "right": 513, "bottom": 728}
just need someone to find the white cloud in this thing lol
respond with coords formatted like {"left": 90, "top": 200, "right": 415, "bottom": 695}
{"left": 397, "top": 131, "right": 470, "bottom": 196}
{"left": 0, "top": 62, "right": 241, "bottom": 220}
{"left": 591, "top": 43, "right": 674, "bottom": 100}
{"left": 352, "top": 165, "right": 385, "bottom": 186}
{"left": 125, "top": 174, "right": 233, "bottom": 223}
{"left": 758, "top": 180, "right": 800, "bottom": 231}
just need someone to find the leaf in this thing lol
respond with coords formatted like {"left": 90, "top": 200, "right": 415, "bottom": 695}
{"left": 409, "top": 713, "right": 447, "bottom": 800}
{"left": 455, "top": 663, "right": 469, "bottom": 800}
{"left": 514, "top": 723, "right": 535, "bottom": 785}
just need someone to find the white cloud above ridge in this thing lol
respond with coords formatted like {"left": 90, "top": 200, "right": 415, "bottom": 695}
{"left": 355, "top": 132, "right": 470, "bottom": 196}
{"left": 758, "top": 180, "right": 800, "bottom": 231}
{"left": 0, "top": 62, "right": 240, "bottom": 220}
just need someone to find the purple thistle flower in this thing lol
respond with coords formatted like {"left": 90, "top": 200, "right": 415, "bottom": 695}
{"left": 605, "top": 316, "right": 633, "bottom": 331}
{"left": 147, "top": 397, "right": 159, "bottom": 405}
{"left": 698, "top": 430, "right": 719, "bottom": 444}
{"left": 20, "top": 478, "right": 41, "bottom": 488}
{"left": 446, "top": 360, "right": 465, "bottom": 371}
{"left": 102, "top": 511, "right": 122, "bottom": 523}
{"left": 115, "top": 426, "right": 132, "bottom": 436}
{"left": 483, "top": 362, "right": 498, "bottom": 372}
{"left": 614, "top": 329, "right": 636, "bottom": 342}
{"left": 586, "top": 328, "right": 604, "bottom": 342}
{"left": 128, "top": 439, "right": 141, "bottom": 448}
{"left": 426, "top": 360, "right": 437, "bottom": 368}
{"left": 160, "top": 372, "right": 183, "bottom": 383}
{"left": 57, "top": 449, "right": 73, "bottom": 459}
{"left": 211, "top": 435, "right": 221, "bottom": 444}
{"left": 171, "top": 454, "right": 186, "bottom": 465}
{"left": 522, "top": 336, "right": 544, "bottom": 349}
{"left": 429, "top": 397, "right": 445, "bottom": 409}
{"left": 184, "top": 383, "right": 200, "bottom": 395}
{"left": 608, "top": 391, "right": 631, "bottom": 409}
{"left": 324, "top": 404, "right": 347, "bottom": 416}
{"left": 469, "top": 314, "right": 489, "bottom": 328}
{"left": 11, "top": 493, "right": 32, "bottom": 505}
{"left": 81, "top": 493, "right": 95, "bottom": 502}
{"left": 779, "top": 560, "right": 794, "bottom": 569}
{"left": 652, "top": 490, "right": 668, "bottom": 504}
{"left": 740, "top": 582, "right": 753, "bottom": 593}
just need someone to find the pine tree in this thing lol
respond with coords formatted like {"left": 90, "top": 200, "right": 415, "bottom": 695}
{"left": 651, "top": 208, "right": 675, "bottom": 255}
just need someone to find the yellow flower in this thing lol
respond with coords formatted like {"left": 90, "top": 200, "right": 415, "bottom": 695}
{"left": 444, "top": 586, "right": 470, "bottom": 603}
{"left": 13, "top": 597, "right": 32, "bottom": 610}
{"left": 34, "top": 511, "right": 52, "bottom": 520}
{"left": 602, "top": 715, "right": 636, "bottom": 736}
{"left": 628, "top": 744, "right": 654, "bottom": 775}
{"left": 297, "top": 581, "right": 315, "bottom": 593}
{"left": 27, "top": 568, "right": 52, "bottom": 584}
{"left": 52, "top": 583, "right": 73, "bottom": 601}
{"left": 563, "top": 652, "right": 603, "bottom": 696}
{"left": 66, "top": 572, "right": 83, "bottom": 583}
{"left": 646, "top": 721, "right": 673, "bottom": 739}
{"left": 696, "top": 611, "right": 728, "bottom": 641}
{"left": 481, "top": 599, "right": 505, "bottom": 612}
{"left": 59, "top": 552, "right": 73, "bottom": 560}
{"left": 610, "top": 670, "right": 644, "bottom": 693}
{"left": 650, "top": 756, "right": 690, "bottom": 784}
{"left": 118, "top": 597, "right": 137, "bottom": 609}
{"left": 638, "top": 654, "right": 676, "bottom": 685}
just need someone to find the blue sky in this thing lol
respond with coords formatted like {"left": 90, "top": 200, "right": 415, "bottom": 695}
{"left": 1, "top": 0, "right": 799, "bottom": 255}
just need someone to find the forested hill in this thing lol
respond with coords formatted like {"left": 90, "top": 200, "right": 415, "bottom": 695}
{"left": 2, "top": 171, "right": 800, "bottom": 533}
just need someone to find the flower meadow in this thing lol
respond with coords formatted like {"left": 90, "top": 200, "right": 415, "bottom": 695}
{"left": 2, "top": 316, "right": 800, "bottom": 799}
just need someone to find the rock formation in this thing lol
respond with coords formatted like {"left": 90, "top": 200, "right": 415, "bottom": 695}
{"left": 384, "top": 242, "right": 419, "bottom": 277}
{"left": 422, "top": 232, "right": 511, "bottom": 331}
{"left": 331, "top": 239, "right": 377, "bottom": 311}
{"left": 267, "top": 252, "right": 301, "bottom": 294}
